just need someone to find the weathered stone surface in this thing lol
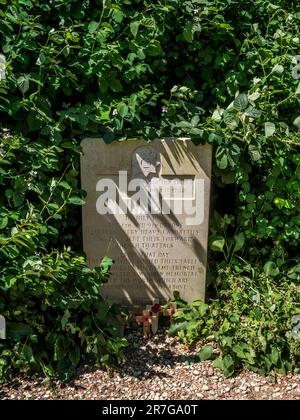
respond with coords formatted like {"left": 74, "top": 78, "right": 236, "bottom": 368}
{"left": 81, "top": 138, "right": 212, "bottom": 306}
{"left": 0, "top": 315, "right": 6, "bottom": 340}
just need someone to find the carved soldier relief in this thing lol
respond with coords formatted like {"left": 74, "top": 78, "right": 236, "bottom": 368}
{"left": 131, "top": 146, "right": 161, "bottom": 181}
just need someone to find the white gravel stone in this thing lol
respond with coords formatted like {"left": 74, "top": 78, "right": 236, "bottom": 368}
{"left": 1, "top": 331, "right": 300, "bottom": 400}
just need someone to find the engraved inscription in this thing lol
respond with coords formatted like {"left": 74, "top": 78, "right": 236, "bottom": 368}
{"left": 81, "top": 138, "right": 212, "bottom": 306}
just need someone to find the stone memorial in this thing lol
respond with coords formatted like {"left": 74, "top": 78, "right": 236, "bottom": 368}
{"left": 0, "top": 315, "right": 6, "bottom": 340}
{"left": 81, "top": 138, "right": 212, "bottom": 307}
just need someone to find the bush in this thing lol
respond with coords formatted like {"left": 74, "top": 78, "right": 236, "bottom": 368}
{"left": 0, "top": 125, "right": 126, "bottom": 383}
{"left": 0, "top": 245, "right": 127, "bottom": 382}
{"left": 169, "top": 262, "right": 300, "bottom": 377}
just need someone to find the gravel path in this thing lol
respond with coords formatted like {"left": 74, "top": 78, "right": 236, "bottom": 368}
{"left": 1, "top": 330, "right": 300, "bottom": 400}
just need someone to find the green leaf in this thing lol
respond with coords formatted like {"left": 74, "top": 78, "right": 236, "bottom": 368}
{"left": 54, "top": 337, "right": 65, "bottom": 361}
{"left": 183, "top": 21, "right": 201, "bottom": 43}
{"left": 264, "top": 261, "right": 279, "bottom": 277}
{"left": 183, "top": 21, "right": 194, "bottom": 42}
{"left": 229, "top": 143, "right": 240, "bottom": 156}
{"left": 0, "top": 216, "right": 8, "bottom": 229}
{"left": 192, "top": 301, "right": 208, "bottom": 316}
{"left": 17, "top": 74, "right": 29, "bottom": 94}
{"left": 191, "top": 115, "right": 200, "bottom": 127}
{"left": 222, "top": 355, "right": 235, "bottom": 377}
{"left": 233, "top": 93, "right": 248, "bottom": 111}
{"left": 211, "top": 108, "right": 223, "bottom": 121}
{"left": 67, "top": 196, "right": 86, "bottom": 205}
{"left": 146, "top": 41, "right": 162, "bottom": 56}
{"left": 211, "top": 236, "right": 225, "bottom": 252}
{"left": 233, "top": 232, "right": 245, "bottom": 252}
{"left": 175, "top": 121, "right": 192, "bottom": 128}
{"left": 100, "top": 354, "right": 110, "bottom": 363}
{"left": 101, "top": 256, "right": 113, "bottom": 271}
{"left": 208, "top": 133, "right": 222, "bottom": 144}
{"left": 168, "top": 321, "right": 188, "bottom": 336}
{"left": 4, "top": 245, "right": 19, "bottom": 258}
{"left": 198, "top": 345, "right": 213, "bottom": 361}
{"left": 218, "top": 154, "right": 228, "bottom": 169}
{"left": 272, "top": 64, "right": 284, "bottom": 74}
{"left": 248, "top": 144, "right": 261, "bottom": 161}
{"left": 190, "top": 128, "right": 204, "bottom": 136}
{"left": 270, "top": 346, "right": 279, "bottom": 365}
{"left": 213, "top": 356, "right": 223, "bottom": 371}
{"left": 216, "top": 146, "right": 228, "bottom": 169}
{"left": 244, "top": 106, "right": 262, "bottom": 119}
{"left": 293, "top": 116, "right": 300, "bottom": 129}
{"left": 117, "top": 103, "right": 128, "bottom": 118}
{"left": 265, "top": 122, "right": 276, "bottom": 137}
{"left": 88, "top": 21, "right": 99, "bottom": 34}
{"left": 111, "top": 10, "right": 124, "bottom": 23}
{"left": 213, "top": 355, "right": 235, "bottom": 377}
{"left": 13, "top": 192, "right": 25, "bottom": 207}
{"left": 287, "top": 264, "right": 300, "bottom": 280}
{"left": 69, "top": 345, "right": 80, "bottom": 365}
{"left": 59, "top": 181, "right": 71, "bottom": 189}
{"left": 223, "top": 109, "right": 239, "bottom": 130}
{"left": 232, "top": 343, "right": 255, "bottom": 364}
{"left": 36, "top": 53, "right": 46, "bottom": 65}
{"left": 103, "top": 130, "right": 115, "bottom": 142}
{"left": 61, "top": 309, "right": 71, "bottom": 329}
{"left": 130, "top": 21, "right": 140, "bottom": 38}
{"left": 274, "top": 197, "right": 294, "bottom": 209}
{"left": 100, "top": 256, "right": 113, "bottom": 282}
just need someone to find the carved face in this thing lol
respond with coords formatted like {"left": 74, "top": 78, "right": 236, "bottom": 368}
{"left": 132, "top": 146, "right": 161, "bottom": 178}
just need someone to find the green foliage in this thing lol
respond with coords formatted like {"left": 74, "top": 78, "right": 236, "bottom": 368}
{"left": 0, "top": 129, "right": 126, "bottom": 382}
{"left": 0, "top": 0, "right": 299, "bottom": 380}
{"left": 0, "top": 247, "right": 127, "bottom": 383}
{"left": 170, "top": 263, "right": 300, "bottom": 377}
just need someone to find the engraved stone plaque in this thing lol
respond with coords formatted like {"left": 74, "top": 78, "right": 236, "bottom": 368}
{"left": 81, "top": 138, "right": 212, "bottom": 306}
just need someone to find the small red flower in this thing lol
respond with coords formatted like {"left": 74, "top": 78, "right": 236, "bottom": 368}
{"left": 151, "top": 303, "right": 161, "bottom": 313}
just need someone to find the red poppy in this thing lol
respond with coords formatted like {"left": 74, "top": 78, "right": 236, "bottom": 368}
{"left": 152, "top": 303, "right": 161, "bottom": 313}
